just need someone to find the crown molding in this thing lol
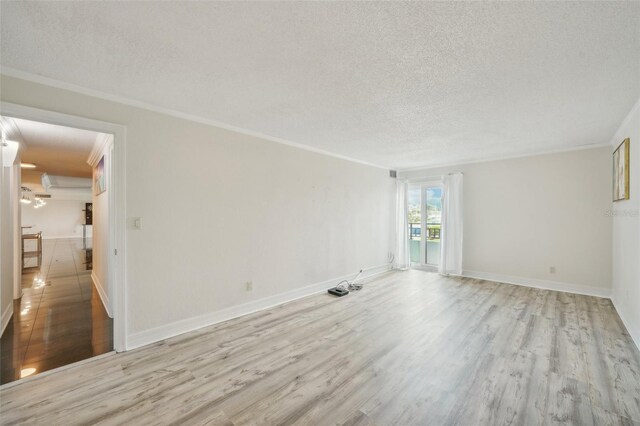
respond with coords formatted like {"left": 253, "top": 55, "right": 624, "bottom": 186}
{"left": 87, "top": 132, "right": 113, "bottom": 167}
{"left": 1, "top": 67, "right": 389, "bottom": 171}
{"left": 396, "top": 142, "right": 612, "bottom": 173}
{"left": 609, "top": 96, "right": 640, "bottom": 147}
{"left": 5, "top": 67, "right": 629, "bottom": 173}
{"left": 0, "top": 116, "right": 27, "bottom": 152}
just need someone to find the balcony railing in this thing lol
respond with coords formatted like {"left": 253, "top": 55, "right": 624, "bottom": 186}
{"left": 409, "top": 223, "right": 441, "bottom": 240}
{"left": 409, "top": 222, "right": 441, "bottom": 264}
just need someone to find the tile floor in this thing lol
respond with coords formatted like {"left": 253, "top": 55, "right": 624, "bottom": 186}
{"left": 0, "top": 238, "right": 113, "bottom": 385}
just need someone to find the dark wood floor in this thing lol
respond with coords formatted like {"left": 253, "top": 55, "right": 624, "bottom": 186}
{"left": 0, "top": 238, "right": 113, "bottom": 385}
{"left": 1, "top": 270, "right": 639, "bottom": 425}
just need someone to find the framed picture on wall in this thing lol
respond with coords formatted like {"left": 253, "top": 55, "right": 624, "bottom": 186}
{"left": 613, "top": 138, "right": 630, "bottom": 201}
{"left": 95, "top": 156, "right": 106, "bottom": 195}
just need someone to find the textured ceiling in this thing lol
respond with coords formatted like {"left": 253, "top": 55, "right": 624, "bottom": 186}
{"left": 6, "top": 118, "right": 99, "bottom": 191}
{"left": 1, "top": 2, "right": 639, "bottom": 169}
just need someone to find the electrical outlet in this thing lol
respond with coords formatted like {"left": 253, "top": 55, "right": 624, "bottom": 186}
{"left": 133, "top": 217, "right": 142, "bottom": 230}
{"left": 245, "top": 281, "right": 253, "bottom": 291}
{"left": 549, "top": 266, "right": 556, "bottom": 274}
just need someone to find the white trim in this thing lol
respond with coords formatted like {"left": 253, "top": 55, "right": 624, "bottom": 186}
{"left": 91, "top": 271, "right": 111, "bottom": 318}
{"left": 3, "top": 68, "right": 630, "bottom": 173}
{"left": 0, "top": 102, "right": 128, "bottom": 352}
{"left": 396, "top": 143, "right": 612, "bottom": 173}
{"left": 462, "top": 270, "right": 611, "bottom": 298}
{"left": 609, "top": 96, "right": 640, "bottom": 146}
{"left": 127, "top": 264, "right": 392, "bottom": 350}
{"left": 1, "top": 302, "right": 13, "bottom": 336}
{"left": 611, "top": 296, "right": 640, "bottom": 352}
{"left": 0, "top": 116, "right": 27, "bottom": 151}
{"left": 87, "top": 133, "right": 112, "bottom": 167}
{"left": 1, "top": 67, "right": 388, "bottom": 170}
{"left": 12, "top": 163, "right": 22, "bottom": 300}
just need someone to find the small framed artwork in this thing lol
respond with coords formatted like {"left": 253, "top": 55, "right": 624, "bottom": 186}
{"left": 613, "top": 138, "right": 630, "bottom": 201}
{"left": 94, "top": 156, "right": 106, "bottom": 195}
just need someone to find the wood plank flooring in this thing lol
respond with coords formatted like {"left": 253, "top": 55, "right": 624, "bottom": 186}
{"left": 1, "top": 270, "right": 639, "bottom": 425}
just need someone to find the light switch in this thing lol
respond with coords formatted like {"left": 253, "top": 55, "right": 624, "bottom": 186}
{"left": 133, "top": 217, "right": 142, "bottom": 229}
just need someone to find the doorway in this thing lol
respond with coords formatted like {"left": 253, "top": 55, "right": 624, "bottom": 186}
{"left": 0, "top": 103, "right": 126, "bottom": 385}
{"left": 408, "top": 182, "right": 444, "bottom": 270}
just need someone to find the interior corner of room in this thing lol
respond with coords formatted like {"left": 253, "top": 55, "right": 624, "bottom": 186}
{"left": 0, "top": 2, "right": 639, "bottom": 424}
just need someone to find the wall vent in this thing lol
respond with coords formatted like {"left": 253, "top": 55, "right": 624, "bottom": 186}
{"left": 389, "top": 170, "right": 397, "bottom": 178}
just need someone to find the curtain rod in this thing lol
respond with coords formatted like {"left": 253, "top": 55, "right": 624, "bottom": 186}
{"left": 399, "top": 171, "right": 463, "bottom": 183}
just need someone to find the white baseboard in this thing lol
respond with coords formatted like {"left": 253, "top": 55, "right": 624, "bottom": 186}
{"left": 461, "top": 270, "right": 637, "bottom": 351}
{"left": 611, "top": 296, "right": 640, "bottom": 352}
{"left": 91, "top": 271, "right": 112, "bottom": 318}
{"left": 126, "top": 264, "right": 392, "bottom": 350}
{"left": 462, "top": 270, "right": 611, "bottom": 298}
{"left": 1, "top": 302, "right": 14, "bottom": 337}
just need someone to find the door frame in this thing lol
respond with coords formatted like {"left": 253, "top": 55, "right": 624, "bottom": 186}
{"left": 0, "top": 102, "right": 128, "bottom": 352}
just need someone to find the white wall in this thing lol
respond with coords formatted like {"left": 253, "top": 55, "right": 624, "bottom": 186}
{"left": 21, "top": 198, "right": 90, "bottom": 239}
{"left": 401, "top": 147, "right": 612, "bottom": 295}
{"left": 610, "top": 97, "right": 640, "bottom": 349}
{"left": 0, "top": 75, "right": 396, "bottom": 344}
{"left": 91, "top": 138, "right": 112, "bottom": 316}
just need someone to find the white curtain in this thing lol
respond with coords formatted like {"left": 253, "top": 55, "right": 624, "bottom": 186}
{"left": 439, "top": 173, "right": 463, "bottom": 275}
{"left": 394, "top": 180, "right": 410, "bottom": 270}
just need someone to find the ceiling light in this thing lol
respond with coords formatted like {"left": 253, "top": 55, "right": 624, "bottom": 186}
{"left": 21, "top": 187, "right": 34, "bottom": 204}
{"left": 20, "top": 163, "right": 36, "bottom": 169}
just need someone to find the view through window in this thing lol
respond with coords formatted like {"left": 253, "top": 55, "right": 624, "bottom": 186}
{"left": 408, "top": 186, "right": 443, "bottom": 266}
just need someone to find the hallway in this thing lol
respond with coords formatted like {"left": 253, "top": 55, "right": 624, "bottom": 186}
{"left": 1, "top": 238, "right": 113, "bottom": 385}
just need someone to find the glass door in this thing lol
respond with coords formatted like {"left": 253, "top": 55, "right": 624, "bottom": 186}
{"left": 408, "top": 183, "right": 443, "bottom": 269}
{"left": 407, "top": 186, "right": 422, "bottom": 264}
{"left": 423, "top": 186, "right": 443, "bottom": 266}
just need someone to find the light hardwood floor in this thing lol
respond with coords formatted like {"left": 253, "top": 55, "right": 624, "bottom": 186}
{"left": 1, "top": 270, "right": 639, "bottom": 425}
